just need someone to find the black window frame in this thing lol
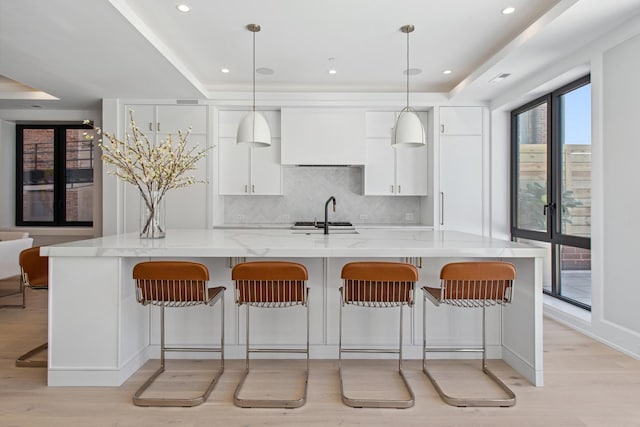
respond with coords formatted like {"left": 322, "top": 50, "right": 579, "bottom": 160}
{"left": 16, "top": 123, "right": 94, "bottom": 227}
{"left": 510, "top": 74, "right": 592, "bottom": 310}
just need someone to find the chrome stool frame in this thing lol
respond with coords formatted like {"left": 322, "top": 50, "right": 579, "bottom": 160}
{"left": 339, "top": 262, "right": 417, "bottom": 409}
{"left": 0, "top": 276, "right": 26, "bottom": 309}
{"left": 422, "top": 261, "right": 517, "bottom": 407}
{"left": 232, "top": 261, "right": 309, "bottom": 408}
{"left": 16, "top": 246, "right": 48, "bottom": 367}
{"left": 132, "top": 261, "right": 225, "bottom": 407}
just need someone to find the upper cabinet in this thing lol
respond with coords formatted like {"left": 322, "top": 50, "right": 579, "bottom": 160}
{"left": 218, "top": 110, "right": 282, "bottom": 195}
{"left": 281, "top": 108, "right": 366, "bottom": 165}
{"left": 364, "top": 111, "right": 428, "bottom": 196}
{"left": 439, "top": 106, "right": 482, "bottom": 135}
{"left": 125, "top": 104, "right": 207, "bottom": 138}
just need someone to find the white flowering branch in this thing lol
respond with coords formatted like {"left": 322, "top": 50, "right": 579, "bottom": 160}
{"left": 84, "top": 110, "right": 210, "bottom": 235}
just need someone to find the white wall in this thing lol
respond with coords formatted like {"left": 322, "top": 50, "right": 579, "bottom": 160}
{"left": 601, "top": 32, "right": 640, "bottom": 337}
{"left": 0, "top": 119, "right": 16, "bottom": 228}
{"left": 0, "top": 108, "right": 102, "bottom": 244}
{"left": 489, "top": 15, "right": 640, "bottom": 359}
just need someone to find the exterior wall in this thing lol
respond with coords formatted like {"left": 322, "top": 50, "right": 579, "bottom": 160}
{"left": 0, "top": 108, "right": 100, "bottom": 241}
{"left": 490, "top": 14, "right": 640, "bottom": 359}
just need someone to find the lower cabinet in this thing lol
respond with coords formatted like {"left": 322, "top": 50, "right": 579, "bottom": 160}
{"left": 148, "top": 255, "right": 500, "bottom": 359}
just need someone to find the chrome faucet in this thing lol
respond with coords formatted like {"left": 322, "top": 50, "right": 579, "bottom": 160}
{"left": 324, "top": 196, "right": 336, "bottom": 235}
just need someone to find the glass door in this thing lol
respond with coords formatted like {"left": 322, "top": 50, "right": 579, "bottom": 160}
{"left": 511, "top": 76, "right": 592, "bottom": 309}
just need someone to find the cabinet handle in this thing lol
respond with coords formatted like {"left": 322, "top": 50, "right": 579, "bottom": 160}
{"left": 398, "top": 185, "right": 401, "bottom": 194}
{"left": 157, "top": 122, "right": 160, "bottom": 132}
{"left": 252, "top": 184, "right": 255, "bottom": 193}
{"left": 391, "top": 185, "right": 394, "bottom": 194}
{"left": 148, "top": 123, "right": 153, "bottom": 131}
{"left": 244, "top": 184, "right": 248, "bottom": 193}
{"left": 440, "top": 192, "right": 445, "bottom": 225}
{"left": 441, "top": 124, "right": 445, "bottom": 133}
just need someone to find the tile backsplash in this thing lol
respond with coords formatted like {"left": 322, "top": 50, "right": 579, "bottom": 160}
{"left": 223, "top": 166, "right": 423, "bottom": 224}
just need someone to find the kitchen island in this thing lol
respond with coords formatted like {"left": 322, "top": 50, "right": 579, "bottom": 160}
{"left": 42, "top": 229, "right": 545, "bottom": 387}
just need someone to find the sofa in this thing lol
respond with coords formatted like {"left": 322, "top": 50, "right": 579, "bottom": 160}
{"left": 0, "top": 232, "right": 33, "bottom": 280}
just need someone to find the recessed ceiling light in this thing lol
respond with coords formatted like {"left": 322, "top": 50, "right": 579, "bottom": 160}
{"left": 176, "top": 4, "right": 191, "bottom": 12}
{"left": 443, "top": 69, "right": 452, "bottom": 75}
{"left": 403, "top": 68, "right": 422, "bottom": 76}
{"left": 328, "top": 69, "right": 337, "bottom": 75}
{"left": 501, "top": 6, "right": 515, "bottom": 15}
{"left": 221, "top": 68, "right": 230, "bottom": 73}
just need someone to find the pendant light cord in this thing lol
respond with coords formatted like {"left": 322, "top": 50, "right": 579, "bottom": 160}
{"left": 406, "top": 28, "right": 410, "bottom": 110}
{"left": 252, "top": 29, "right": 256, "bottom": 113}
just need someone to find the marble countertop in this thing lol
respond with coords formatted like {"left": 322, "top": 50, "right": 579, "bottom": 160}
{"left": 215, "top": 223, "right": 433, "bottom": 230}
{"left": 41, "top": 229, "right": 546, "bottom": 259}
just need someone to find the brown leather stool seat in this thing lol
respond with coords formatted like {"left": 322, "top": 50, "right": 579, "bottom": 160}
{"left": 339, "top": 261, "right": 418, "bottom": 409}
{"left": 15, "top": 246, "right": 49, "bottom": 367}
{"left": 232, "top": 261, "right": 309, "bottom": 408}
{"left": 422, "top": 261, "right": 517, "bottom": 407}
{"left": 132, "top": 261, "right": 225, "bottom": 407}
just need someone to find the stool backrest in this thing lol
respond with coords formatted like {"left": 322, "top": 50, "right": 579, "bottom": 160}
{"left": 133, "top": 261, "right": 209, "bottom": 306}
{"left": 341, "top": 262, "right": 418, "bottom": 307}
{"left": 439, "top": 261, "right": 516, "bottom": 305}
{"left": 19, "top": 246, "right": 48, "bottom": 288}
{"left": 232, "top": 261, "right": 308, "bottom": 306}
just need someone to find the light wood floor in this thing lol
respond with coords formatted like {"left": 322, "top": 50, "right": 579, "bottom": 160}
{"left": 1, "top": 278, "right": 639, "bottom": 427}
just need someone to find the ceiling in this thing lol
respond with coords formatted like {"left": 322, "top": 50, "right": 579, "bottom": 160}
{"left": 0, "top": 0, "right": 639, "bottom": 110}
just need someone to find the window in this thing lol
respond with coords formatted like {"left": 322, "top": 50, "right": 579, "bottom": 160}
{"left": 511, "top": 75, "right": 591, "bottom": 309}
{"left": 16, "top": 124, "right": 95, "bottom": 226}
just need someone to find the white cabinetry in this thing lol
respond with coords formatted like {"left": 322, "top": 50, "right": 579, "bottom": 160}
{"left": 125, "top": 104, "right": 207, "bottom": 137}
{"left": 364, "top": 112, "right": 428, "bottom": 196}
{"left": 438, "top": 106, "right": 483, "bottom": 234}
{"left": 122, "top": 104, "right": 210, "bottom": 231}
{"left": 281, "top": 108, "right": 366, "bottom": 165}
{"left": 439, "top": 106, "right": 482, "bottom": 135}
{"left": 218, "top": 110, "right": 282, "bottom": 195}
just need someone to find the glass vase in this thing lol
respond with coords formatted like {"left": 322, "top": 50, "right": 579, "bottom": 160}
{"left": 139, "top": 191, "right": 166, "bottom": 239}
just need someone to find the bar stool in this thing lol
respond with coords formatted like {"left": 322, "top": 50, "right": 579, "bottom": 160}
{"left": 15, "top": 246, "right": 48, "bottom": 367}
{"left": 339, "top": 261, "right": 418, "bottom": 409}
{"left": 422, "top": 261, "right": 517, "bottom": 407}
{"left": 132, "top": 261, "right": 225, "bottom": 407}
{"left": 232, "top": 261, "right": 309, "bottom": 408}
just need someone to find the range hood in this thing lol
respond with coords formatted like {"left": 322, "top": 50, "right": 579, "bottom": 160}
{"left": 281, "top": 108, "right": 366, "bottom": 166}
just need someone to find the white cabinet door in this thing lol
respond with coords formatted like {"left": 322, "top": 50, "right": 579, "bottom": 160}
{"left": 124, "top": 104, "right": 155, "bottom": 139}
{"left": 439, "top": 135, "right": 483, "bottom": 234}
{"left": 218, "top": 136, "right": 250, "bottom": 195}
{"left": 281, "top": 108, "right": 366, "bottom": 165}
{"left": 364, "top": 138, "right": 396, "bottom": 195}
{"left": 125, "top": 105, "right": 207, "bottom": 138}
{"left": 217, "top": 110, "right": 282, "bottom": 195}
{"left": 157, "top": 105, "right": 207, "bottom": 134}
{"left": 396, "top": 143, "right": 428, "bottom": 196}
{"left": 364, "top": 111, "right": 428, "bottom": 196}
{"left": 251, "top": 138, "right": 282, "bottom": 195}
{"left": 164, "top": 133, "right": 209, "bottom": 228}
{"left": 440, "top": 106, "right": 482, "bottom": 135}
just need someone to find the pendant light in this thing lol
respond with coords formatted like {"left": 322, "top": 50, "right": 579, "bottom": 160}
{"left": 237, "top": 24, "right": 271, "bottom": 147}
{"left": 392, "top": 24, "right": 426, "bottom": 148}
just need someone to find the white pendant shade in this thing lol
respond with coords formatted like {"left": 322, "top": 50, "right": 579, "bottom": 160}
{"left": 392, "top": 109, "right": 425, "bottom": 147}
{"left": 237, "top": 111, "right": 271, "bottom": 147}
